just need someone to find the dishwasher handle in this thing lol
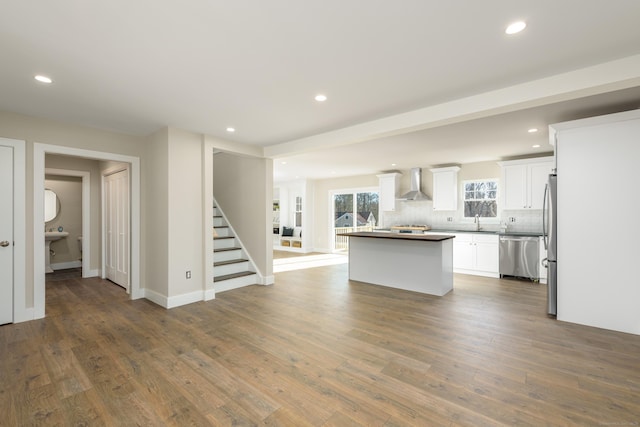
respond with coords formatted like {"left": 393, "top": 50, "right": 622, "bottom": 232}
{"left": 499, "top": 235, "right": 539, "bottom": 242}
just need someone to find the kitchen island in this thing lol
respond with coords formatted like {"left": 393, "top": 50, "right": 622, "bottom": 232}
{"left": 340, "top": 232, "right": 455, "bottom": 296}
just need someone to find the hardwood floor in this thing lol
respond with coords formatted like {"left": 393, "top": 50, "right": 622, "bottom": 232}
{"left": 2, "top": 266, "right": 640, "bottom": 426}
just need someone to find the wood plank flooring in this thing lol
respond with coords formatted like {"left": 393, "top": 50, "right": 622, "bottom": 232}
{"left": 2, "top": 265, "right": 640, "bottom": 426}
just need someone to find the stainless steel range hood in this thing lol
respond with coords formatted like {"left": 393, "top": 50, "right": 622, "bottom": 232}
{"left": 398, "top": 167, "right": 431, "bottom": 201}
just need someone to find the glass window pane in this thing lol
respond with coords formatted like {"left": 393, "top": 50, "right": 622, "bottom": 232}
{"left": 465, "top": 182, "right": 475, "bottom": 192}
{"left": 356, "top": 192, "right": 379, "bottom": 227}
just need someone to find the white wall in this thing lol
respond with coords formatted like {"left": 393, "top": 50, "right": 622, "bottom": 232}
{"left": 554, "top": 110, "right": 640, "bottom": 335}
{"left": 167, "top": 128, "right": 204, "bottom": 301}
{"left": 144, "top": 128, "right": 169, "bottom": 299}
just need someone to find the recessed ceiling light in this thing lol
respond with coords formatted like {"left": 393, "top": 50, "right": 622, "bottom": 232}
{"left": 505, "top": 21, "right": 526, "bottom": 35}
{"left": 34, "top": 75, "right": 53, "bottom": 84}
{"left": 281, "top": 161, "right": 287, "bottom": 165}
{"left": 315, "top": 94, "right": 327, "bottom": 102}
{"left": 528, "top": 128, "right": 538, "bottom": 133}
{"left": 226, "top": 127, "right": 235, "bottom": 133}
{"left": 532, "top": 144, "right": 541, "bottom": 148}
{"left": 391, "top": 163, "right": 397, "bottom": 166}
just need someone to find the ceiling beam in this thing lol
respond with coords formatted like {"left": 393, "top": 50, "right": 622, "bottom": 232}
{"left": 264, "top": 54, "right": 640, "bottom": 159}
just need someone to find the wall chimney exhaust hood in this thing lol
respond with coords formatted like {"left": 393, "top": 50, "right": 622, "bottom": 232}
{"left": 398, "top": 168, "right": 430, "bottom": 201}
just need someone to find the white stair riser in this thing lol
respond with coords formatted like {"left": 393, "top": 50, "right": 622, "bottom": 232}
{"left": 214, "top": 249, "right": 243, "bottom": 262}
{"left": 214, "top": 238, "right": 236, "bottom": 249}
{"left": 213, "top": 217, "right": 224, "bottom": 227}
{"left": 214, "top": 261, "right": 250, "bottom": 277}
{"left": 215, "top": 274, "right": 258, "bottom": 293}
{"left": 214, "top": 227, "right": 231, "bottom": 237}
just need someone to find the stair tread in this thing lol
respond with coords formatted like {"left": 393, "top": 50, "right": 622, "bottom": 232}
{"left": 214, "top": 246, "right": 242, "bottom": 252}
{"left": 214, "top": 236, "right": 235, "bottom": 240}
{"left": 214, "top": 271, "right": 256, "bottom": 282}
{"left": 214, "top": 259, "right": 248, "bottom": 267}
{"left": 214, "top": 225, "right": 229, "bottom": 228}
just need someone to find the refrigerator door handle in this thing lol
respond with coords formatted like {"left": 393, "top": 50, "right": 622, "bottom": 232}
{"left": 542, "top": 182, "right": 549, "bottom": 250}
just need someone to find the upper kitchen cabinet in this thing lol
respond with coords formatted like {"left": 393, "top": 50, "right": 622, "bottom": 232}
{"left": 377, "top": 172, "right": 401, "bottom": 211}
{"left": 430, "top": 166, "right": 460, "bottom": 211}
{"left": 498, "top": 157, "right": 553, "bottom": 210}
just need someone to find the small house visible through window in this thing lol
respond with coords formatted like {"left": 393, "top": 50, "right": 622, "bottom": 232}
{"left": 464, "top": 179, "right": 498, "bottom": 217}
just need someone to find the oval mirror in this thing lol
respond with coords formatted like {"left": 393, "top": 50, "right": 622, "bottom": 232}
{"left": 44, "top": 189, "right": 59, "bottom": 222}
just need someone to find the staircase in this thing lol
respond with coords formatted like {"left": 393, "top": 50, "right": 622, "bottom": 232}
{"left": 213, "top": 204, "right": 259, "bottom": 293}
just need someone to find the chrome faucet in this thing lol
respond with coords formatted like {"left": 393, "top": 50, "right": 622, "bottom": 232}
{"left": 474, "top": 214, "right": 481, "bottom": 231}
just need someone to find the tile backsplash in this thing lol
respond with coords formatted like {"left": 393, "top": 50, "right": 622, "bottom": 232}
{"left": 382, "top": 201, "right": 543, "bottom": 233}
{"left": 382, "top": 200, "right": 433, "bottom": 227}
{"left": 500, "top": 209, "right": 544, "bottom": 233}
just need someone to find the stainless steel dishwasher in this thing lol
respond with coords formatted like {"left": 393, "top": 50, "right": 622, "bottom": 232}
{"left": 499, "top": 235, "right": 539, "bottom": 280}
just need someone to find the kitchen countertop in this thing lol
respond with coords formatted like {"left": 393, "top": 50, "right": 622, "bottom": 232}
{"left": 339, "top": 231, "right": 454, "bottom": 241}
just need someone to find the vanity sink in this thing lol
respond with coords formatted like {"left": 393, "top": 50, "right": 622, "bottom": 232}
{"left": 45, "top": 231, "right": 69, "bottom": 273}
{"left": 45, "top": 231, "right": 69, "bottom": 241}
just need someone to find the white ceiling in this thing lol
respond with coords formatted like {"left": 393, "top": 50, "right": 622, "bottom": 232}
{"left": 2, "top": 1, "right": 640, "bottom": 181}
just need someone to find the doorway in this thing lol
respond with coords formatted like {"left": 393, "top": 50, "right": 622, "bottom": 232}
{"left": 45, "top": 168, "right": 91, "bottom": 278}
{"left": 331, "top": 188, "right": 379, "bottom": 252}
{"left": 33, "top": 143, "right": 141, "bottom": 320}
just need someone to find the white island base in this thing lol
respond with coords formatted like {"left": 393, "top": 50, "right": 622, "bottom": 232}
{"left": 345, "top": 232, "right": 454, "bottom": 296}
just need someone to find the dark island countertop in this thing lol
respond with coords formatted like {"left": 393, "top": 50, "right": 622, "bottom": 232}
{"left": 338, "top": 231, "right": 455, "bottom": 241}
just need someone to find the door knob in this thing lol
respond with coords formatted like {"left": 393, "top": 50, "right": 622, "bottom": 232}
{"left": 0, "top": 241, "right": 10, "bottom": 247}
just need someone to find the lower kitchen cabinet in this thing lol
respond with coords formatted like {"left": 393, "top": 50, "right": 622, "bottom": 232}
{"left": 452, "top": 233, "right": 499, "bottom": 278}
{"left": 425, "top": 231, "right": 500, "bottom": 277}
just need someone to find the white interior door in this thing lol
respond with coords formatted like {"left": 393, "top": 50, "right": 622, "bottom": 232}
{"left": 0, "top": 145, "right": 14, "bottom": 325}
{"left": 104, "top": 169, "right": 130, "bottom": 290}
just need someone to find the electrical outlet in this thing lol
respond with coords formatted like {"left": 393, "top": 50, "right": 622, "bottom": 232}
{"left": 186, "top": 271, "right": 191, "bottom": 279}
{"left": 447, "top": 217, "right": 453, "bottom": 222}
{"left": 509, "top": 217, "right": 516, "bottom": 222}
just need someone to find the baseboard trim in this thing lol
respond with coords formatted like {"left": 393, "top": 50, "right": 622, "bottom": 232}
{"left": 454, "top": 268, "right": 500, "bottom": 278}
{"left": 166, "top": 290, "right": 205, "bottom": 309}
{"left": 144, "top": 289, "right": 169, "bottom": 308}
{"left": 204, "top": 288, "right": 216, "bottom": 301}
{"left": 14, "top": 307, "right": 35, "bottom": 323}
{"left": 262, "top": 275, "right": 275, "bottom": 285}
{"left": 85, "top": 268, "right": 100, "bottom": 278}
{"left": 51, "top": 260, "right": 82, "bottom": 270}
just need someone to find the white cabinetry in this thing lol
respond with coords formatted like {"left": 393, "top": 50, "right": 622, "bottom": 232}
{"left": 453, "top": 233, "right": 499, "bottom": 277}
{"left": 377, "top": 172, "right": 401, "bottom": 211}
{"left": 426, "top": 231, "right": 499, "bottom": 278}
{"left": 498, "top": 157, "right": 553, "bottom": 210}
{"left": 430, "top": 166, "right": 460, "bottom": 211}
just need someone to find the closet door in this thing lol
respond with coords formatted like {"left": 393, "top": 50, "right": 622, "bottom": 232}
{"left": 0, "top": 146, "right": 13, "bottom": 324}
{"left": 104, "top": 169, "right": 129, "bottom": 290}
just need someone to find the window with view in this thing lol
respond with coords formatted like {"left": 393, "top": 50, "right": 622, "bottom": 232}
{"left": 464, "top": 179, "right": 498, "bottom": 217}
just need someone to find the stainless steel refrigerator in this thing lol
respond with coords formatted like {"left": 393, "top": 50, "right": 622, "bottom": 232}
{"left": 542, "top": 173, "right": 557, "bottom": 316}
